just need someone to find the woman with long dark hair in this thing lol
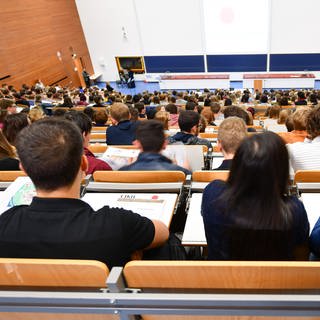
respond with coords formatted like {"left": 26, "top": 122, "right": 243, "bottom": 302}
{"left": 0, "top": 130, "right": 19, "bottom": 170}
{"left": 202, "top": 131, "right": 309, "bottom": 260}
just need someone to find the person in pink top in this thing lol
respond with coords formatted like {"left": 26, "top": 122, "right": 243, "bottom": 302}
{"left": 64, "top": 110, "right": 112, "bottom": 174}
{"left": 165, "top": 103, "right": 179, "bottom": 126}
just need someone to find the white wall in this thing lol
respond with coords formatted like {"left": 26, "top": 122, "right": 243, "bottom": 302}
{"left": 75, "top": 0, "right": 143, "bottom": 81}
{"left": 75, "top": 0, "right": 320, "bottom": 81}
{"left": 270, "top": 0, "right": 320, "bottom": 53}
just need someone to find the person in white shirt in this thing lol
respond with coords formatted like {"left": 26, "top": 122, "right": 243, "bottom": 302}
{"left": 287, "top": 107, "right": 320, "bottom": 172}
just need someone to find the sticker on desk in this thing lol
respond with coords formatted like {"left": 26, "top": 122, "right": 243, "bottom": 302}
{"left": 116, "top": 194, "right": 165, "bottom": 220}
{"left": 82, "top": 193, "right": 167, "bottom": 221}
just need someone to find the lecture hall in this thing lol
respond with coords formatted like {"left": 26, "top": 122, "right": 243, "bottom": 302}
{"left": 0, "top": 0, "right": 320, "bottom": 318}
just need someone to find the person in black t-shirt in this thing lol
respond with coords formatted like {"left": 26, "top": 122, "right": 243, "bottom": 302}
{"left": 0, "top": 118, "right": 169, "bottom": 268}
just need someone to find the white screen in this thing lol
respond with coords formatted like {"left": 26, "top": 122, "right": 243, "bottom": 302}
{"left": 203, "top": 0, "right": 269, "bottom": 54}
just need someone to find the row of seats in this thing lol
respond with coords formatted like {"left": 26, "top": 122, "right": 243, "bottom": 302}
{"left": 0, "top": 257, "right": 319, "bottom": 319}
{"left": 1, "top": 169, "right": 320, "bottom": 191}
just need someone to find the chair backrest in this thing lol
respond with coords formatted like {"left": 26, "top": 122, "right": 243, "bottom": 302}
{"left": 0, "top": 171, "right": 26, "bottom": 182}
{"left": 124, "top": 260, "right": 320, "bottom": 290}
{"left": 92, "top": 126, "right": 108, "bottom": 132}
{"left": 294, "top": 170, "right": 320, "bottom": 184}
{"left": 0, "top": 259, "right": 116, "bottom": 319}
{"left": 0, "top": 258, "right": 109, "bottom": 288}
{"left": 90, "top": 133, "right": 106, "bottom": 140}
{"left": 88, "top": 143, "right": 108, "bottom": 154}
{"left": 93, "top": 170, "right": 185, "bottom": 183}
{"left": 198, "top": 132, "right": 218, "bottom": 139}
{"left": 192, "top": 170, "right": 229, "bottom": 182}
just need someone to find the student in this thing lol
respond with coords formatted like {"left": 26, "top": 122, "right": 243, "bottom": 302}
{"left": 120, "top": 120, "right": 191, "bottom": 175}
{"left": 2, "top": 113, "right": 29, "bottom": 146}
{"left": 168, "top": 110, "right": 211, "bottom": 149}
{"left": 202, "top": 132, "right": 309, "bottom": 260}
{"left": 64, "top": 111, "right": 112, "bottom": 174}
{"left": 106, "top": 103, "right": 138, "bottom": 145}
{"left": 0, "top": 99, "right": 17, "bottom": 128}
{"left": 0, "top": 118, "right": 169, "bottom": 268}
{"left": 287, "top": 106, "right": 320, "bottom": 172}
{"left": 0, "top": 130, "right": 19, "bottom": 170}
{"left": 214, "top": 117, "right": 247, "bottom": 170}
{"left": 278, "top": 108, "right": 311, "bottom": 144}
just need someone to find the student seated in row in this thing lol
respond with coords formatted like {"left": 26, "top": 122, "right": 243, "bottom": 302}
{"left": 64, "top": 110, "right": 112, "bottom": 174}
{"left": 168, "top": 110, "right": 211, "bottom": 149}
{"left": 213, "top": 117, "right": 247, "bottom": 170}
{"left": 106, "top": 103, "right": 138, "bottom": 145}
{"left": 120, "top": 120, "right": 191, "bottom": 175}
{"left": 202, "top": 131, "right": 309, "bottom": 261}
{"left": 0, "top": 118, "right": 169, "bottom": 269}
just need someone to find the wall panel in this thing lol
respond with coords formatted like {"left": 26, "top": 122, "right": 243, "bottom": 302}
{"left": 0, "top": 0, "right": 93, "bottom": 88}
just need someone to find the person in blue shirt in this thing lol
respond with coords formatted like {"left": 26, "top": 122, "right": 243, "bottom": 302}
{"left": 120, "top": 120, "right": 191, "bottom": 175}
{"left": 106, "top": 103, "right": 138, "bottom": 145}
{"left": 202, "top": 131, "right": 309, "bottom": 261}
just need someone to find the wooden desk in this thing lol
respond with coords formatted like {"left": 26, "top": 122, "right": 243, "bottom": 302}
{"left": 182, "top": 193, "right": 205, "bottom": 245}
{"left": 182, "top": 193, "right": 320, "bottom": 246}
{"left": 82, "top": 193, "right": 177, "bottom": 227}
{"left": 300, "top": 193, "right": 320, "bottom": 232}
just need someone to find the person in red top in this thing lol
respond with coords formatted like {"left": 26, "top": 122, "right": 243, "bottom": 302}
{"left": 64, "top": 110, "right": 112, "bottom": 174}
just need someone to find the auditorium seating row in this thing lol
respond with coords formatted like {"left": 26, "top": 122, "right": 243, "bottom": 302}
{"left": 0, "top": 258, "right": 319, "bottom": 319}
{"left": 1, "top": 169, "right": 320, "bottom": 192}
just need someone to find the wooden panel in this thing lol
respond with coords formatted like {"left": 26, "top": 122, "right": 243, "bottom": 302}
{"left": 0, "top": 0, "right": 93, "bottom": 88}
{"left": 0, "top": 258, "right": 108, "bottom": 288}
{"left": 93, "top": 171, "right": 186, "bottom": 183}
{"left": 124, "top": 260, "right": 320, "bottom": 290}
{"left": 254, "top": 79, "right": 263, "bottom": 92}
{"left": 294, "top": 170, "right": 320, "bottom": 184}
{"left": 192, "top": 170, "right": 229, "bottom": 182}
{"left": 0, "top": 171, "right": 26, "bottom": 182}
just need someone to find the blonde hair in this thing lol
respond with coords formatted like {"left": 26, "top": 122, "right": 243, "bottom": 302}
{"left": 109, "top": 103, "right": 130, "bottom": 123}
{"left": 218, "top": 117, "right": 247, "bottom": 154}
{"left": 277, "top": 109, "right": 290, "bottom": 124}
{"left": 154, "top": 111, "right": 170, "bottom": 130}
{"left": 28, "top": 107, "right": 44, "bottom": 123}
{"left": 292, "top": 108, "right": 311, "bottom": 131}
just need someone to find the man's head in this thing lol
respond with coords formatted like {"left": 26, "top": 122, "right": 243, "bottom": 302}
{"left": 0, "top": 99, "right": 17, "bottom": 115}
{"left": 64, "top": 110, "right": 92, "bottom": 147}
{"left": 223, "top": 105, "right": 250, "bottom": 125}
{"left": 218, "top": 117, "right": 247, "bottom": 156}
{"left": 306, "top": 106, "right": 320, "bottom": 140}
{"left": 134, "top": 120, "right": 165, "bottom": 153}
{"left": 178, "top": 110, "right": 200, "bottom": 133}
{"left": 16, "top": 118, "right": 84, "bottom": 191}
{"left": 109, "top": 103, "right": 130, "bottom": 124}
{"left": 292, "top": 108, "right": 311, "bottom": 131}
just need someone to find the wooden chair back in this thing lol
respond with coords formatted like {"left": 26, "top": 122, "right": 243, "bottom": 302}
{"left": 88, "top": 143, "right": 108, "bottom": 154}
{"left": 90, "top": 133, "right": 106, "bottom": 140}
{"left": 0, "top": 259, "right": 116, "bottom": 319}
{"left": 92, "top": 126, "right": 107, "bottom": 132}
{"left": 124, "top": 260, "right": 320, "bottom": 320}
{"left": 0, "top": 171, "right": 26, "bottom": 181}
{"left": 93, "top": 171, "right": 186, "bottom": 183}
{"left": 192, "top": 170, "right": 229, "bottom": 182}
{"left": 198, "top": 132, "right": 218, "bottom": 139}
{"left": 124, "top": 260, "right": 320, "bottom": 290}
{"left": 294, "top": 170, "right": 320, "bottom": 184}
{"left": 0, "top": 258, "right": 109, "bottom": 288}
